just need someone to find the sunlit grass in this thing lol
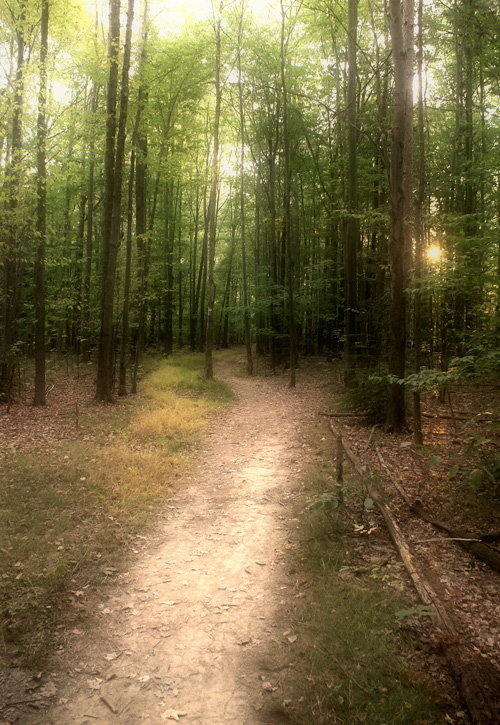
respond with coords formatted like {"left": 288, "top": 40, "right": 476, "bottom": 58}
{"left": 143, "top": 351, "right": 234, "bottom": 402}
{"left": 0, "top": 352, "right": 232, "bottom": 663}
{"left": 130, "top": 393, "right": 218, "bottom": 442}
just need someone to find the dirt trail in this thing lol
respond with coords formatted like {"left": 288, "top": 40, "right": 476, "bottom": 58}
{"left": 21, "top": 355, "right": 325, "bottom": 724}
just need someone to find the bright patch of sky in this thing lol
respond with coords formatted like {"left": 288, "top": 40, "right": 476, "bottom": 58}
{"left": 151, "top": 0, "right": 279, "bottom": 31}
{"left": 90, "top": 0, "right": 281, "bottom": 37}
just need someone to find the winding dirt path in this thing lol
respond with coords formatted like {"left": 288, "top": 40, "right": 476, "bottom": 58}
{"left": 22, "top": 355, "right": 326, "bottom": 724}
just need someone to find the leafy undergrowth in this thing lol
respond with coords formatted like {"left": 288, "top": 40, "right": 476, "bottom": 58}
{"left": 265, "top": 414, "right": 459, "bottom": 725}
{"left": 0, "top": 352, "right": 232, "bottom": 665}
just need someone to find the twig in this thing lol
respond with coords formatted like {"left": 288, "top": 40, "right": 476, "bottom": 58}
{"left": 447, "top": 388, "right": 458, "bottom": 433}
{"left": 365, "top": 424, "right": 377, "bottom": 450}
{"left": 414, "top": 537, "right": 482, "bottom": 544}
{"left": 319, "top": 411, "right": 363, "bottom": 418}
{"left": 375, "top": 447, "right": 411, "bottom": 505}
{"left": 100, "top": 696, "right": 118, "bottom": 714}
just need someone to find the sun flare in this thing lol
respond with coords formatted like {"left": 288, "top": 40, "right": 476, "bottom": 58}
{"left": 426, "top": 245, "right": 443, "bottom": 263}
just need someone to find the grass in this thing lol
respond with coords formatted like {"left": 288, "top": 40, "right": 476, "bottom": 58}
{"left": 268, "top": 414, "right": 449, "bottom": 724}
{"left": 0, "top": 352, "right": 232, "bottom": 664}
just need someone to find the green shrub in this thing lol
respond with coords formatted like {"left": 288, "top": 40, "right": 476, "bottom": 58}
{"left": 347, "top": 369, "right": 391, "bottom": 424}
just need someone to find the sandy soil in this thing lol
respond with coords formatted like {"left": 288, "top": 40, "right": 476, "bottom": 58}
{"left": 16, "top": 355, "right": 325, "bottom": 724}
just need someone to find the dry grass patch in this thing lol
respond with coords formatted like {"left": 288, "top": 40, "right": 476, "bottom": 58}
{"left": 0, "top": 352, "right": 232, "bottom": 664}
{"left": 130, "top": 393, "right": 218, "bottom": 443}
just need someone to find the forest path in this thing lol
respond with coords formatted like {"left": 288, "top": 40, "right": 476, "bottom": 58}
{"left": 24, "top": 353, "right": 327, "bottom": 724}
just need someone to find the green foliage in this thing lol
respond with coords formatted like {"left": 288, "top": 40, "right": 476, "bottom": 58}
{"left": 460, "top": 452, "right": 500, "bottom": 499}
{"left": 306, "top": 487, "right": 343, "bottom": 518}
{"left": 425, "top": 455, "right": 442, "bottom": 472}
{"left": 395, "top": 604, "right": 436, "bottom": 621}
{"left": 347, "top": 369, "right": 392, "bottom": 424}
{"left": 448, "top": 350, "right": 500, "bottom": 382}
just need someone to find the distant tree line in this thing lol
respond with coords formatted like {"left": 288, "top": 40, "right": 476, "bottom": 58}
{"left": 0, "top": 0, "right": 499, "bottom": 430}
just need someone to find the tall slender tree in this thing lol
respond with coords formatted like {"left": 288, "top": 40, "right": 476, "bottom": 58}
{"left": 96, "top": 0, "right": 135, "bottom": 402}
{"left": 280, "top": 0, "right": 297, "bottom": 388}
{"left": 205, "top": 0, "right": 223, "bottom": 381}
{"left": 344, "top": 0, "right": 359, "bottom": 387}
{"left": 0, "top": 2, "right": 25, "bottom": 399}
{"left": 237, "top": 1, "right": 253, "bottom": 375}
{"left": 34, "top": 0, "right": 49, "bottom": 406}
{"left": 386, "top": 0, "right": 413, "bottom": 432}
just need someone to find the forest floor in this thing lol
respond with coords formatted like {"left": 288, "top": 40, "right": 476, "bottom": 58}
{"left": 0, "top": 350, "right": 499, "bottom": 724}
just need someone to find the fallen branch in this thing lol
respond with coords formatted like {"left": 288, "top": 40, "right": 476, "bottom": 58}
{"left": 371, "top": 488, "right": 500, "bottom": 725}
{"left": 375, "top": 447, "right": 411, "bottom": 505}
{"left": 410, "top": 501, "right": 500, "bottom": 574}
{"left": 327, "top": 422, "right": 500, "bottom": 724}
{"left": 421, "top": 411, "right": 496, "bottom": 423}
{"left": 414, "top": 537, "right": 482, "bottom": 544}
{"left": 319, "top": 412, "right": 363, "bottom": 418}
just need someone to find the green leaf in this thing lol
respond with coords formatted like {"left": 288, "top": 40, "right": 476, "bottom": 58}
{"left": 425, "top": 455, "right": 442, "bottom": 471}
{"left": 395, "top": 604, "right": 435, "bottom": 620}
{"left": 469, "top": 469, "right": 483, "bottom": 488}
{"left": 447, "top": 464, "right": 459, "bottom": 480}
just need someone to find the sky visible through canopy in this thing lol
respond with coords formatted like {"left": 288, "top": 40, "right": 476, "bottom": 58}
{"left": 89, "top": 0, "right": 280, "bottom": 36}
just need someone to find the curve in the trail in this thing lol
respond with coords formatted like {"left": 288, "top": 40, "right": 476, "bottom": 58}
{"left": 22, "top": 357, "right": 324, "bottom": 725}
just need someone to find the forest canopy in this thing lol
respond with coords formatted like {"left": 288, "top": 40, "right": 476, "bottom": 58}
{"left": 0, "top": 0, "right": 499, "bottom": 429}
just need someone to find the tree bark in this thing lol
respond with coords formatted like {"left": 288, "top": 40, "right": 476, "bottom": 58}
{"left": 96, "top": 0, "right": 135, "bottom": 402}
{"left": 280, "top": 0, "right": 296, "bottom": 388}
{"left": 205, "top": 1, "right": 223, "bottom": 381}
{"left": 131, "top": 0, "right": 149, "bottom": 394}
{"left": 34, "top": 0, "right": 49, "bottom": 406}
{"left": 95, "top": 0, "right": 121, "bottom": 401}
{"left": 413, "top": 0, "right": 424, "bottom": 444}
{"left": 343, "top": 0, "right": 359, "bottom": 387}
{"left": 386, "top": 0, "right": 413, "bottom": 432}
{"left": 237, "top": 4, "right": 253, "bottom": 375}
{"left": 118, "top": 149, "right": 135, "bottom": 396}
{"left": 0, "top": 5, "right": 25, "bottom": 399}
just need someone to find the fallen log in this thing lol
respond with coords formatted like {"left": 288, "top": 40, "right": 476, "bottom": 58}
{"left": 375, "top": 449, "right": 500, "bottom": 573}
{"left": 410, "top": 501, "right": 500, "bottom": 574}
{"left": 327, "top": 423, "right": 500, "bottom": 724}
{"left": 375, "top": 447, "right": 411, "bottom": 505}
{"left": 421, "top": 411, "right": 497, "bottom": 423}
{"left": 319, "top": 412, "right": 363, "bottom": 418}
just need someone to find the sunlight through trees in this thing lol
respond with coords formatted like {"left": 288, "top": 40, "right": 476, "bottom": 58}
{"left": 0, "top": 0, "right": 499, "bottom": 420}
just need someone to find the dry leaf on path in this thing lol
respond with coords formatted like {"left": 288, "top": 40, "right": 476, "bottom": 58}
{"left": 161, "top": 709, "right": 188, "bottom": 721}
{"left": 87, "top": 678, "right": 103, "bottom": 691}
{"left": 261, "top": 681, "right": 276, "bottom": 692}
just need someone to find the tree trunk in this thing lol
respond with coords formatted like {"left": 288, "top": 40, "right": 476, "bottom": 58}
{"left": 189, "top": 183, "right": 200, "bottom": 351}
{"left": 0, "top": 6, "right": 25, "bottom": 399}
{"left": 413, "top": 0, "right": 424, "bottom": 444}
{"left": 280, "top": 0, "right": 296, "bottom": 388}
{"left": 118, "top": 150, "right": 135, "bottom": 396}
{"left": 343, "top": 0, "right": 359, "bottom": 387}
{"left": 205, "top": 1, "right": 223, "bottom": 381}
{"left": 164, "top": 179, "right": 177, "bottom": 356}
{"left": 81, "top": 82, "right": 99, "bottom": 364}
{"left": 95, "top": 0, "right": 121, "bottom": 401}
{"left": 386, "top": 0, "right": 413, "bottom": 433}
{"left": 237, "top": 6, "right": 253, "bottom": 375}
{"left": 96, "top": 0, "right": 134, "bottom": 402}
{"left": 34, "top": 0, "right": 49, "bottom": 406}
